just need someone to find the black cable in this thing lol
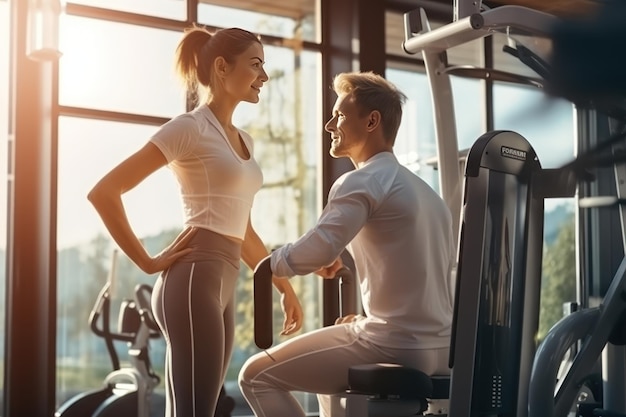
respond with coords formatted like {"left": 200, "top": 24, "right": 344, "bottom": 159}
{"left": 502, "top": 43, "right": 552, "bottom": 81}
{"left": 561, "top": 130, "right": 626, "bottom": 180}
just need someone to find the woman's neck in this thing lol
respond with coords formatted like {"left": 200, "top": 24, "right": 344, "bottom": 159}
{"left": 207, "top": 100, "right": 237, "bottom": 131}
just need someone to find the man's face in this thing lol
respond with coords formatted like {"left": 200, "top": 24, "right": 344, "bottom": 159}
{"left": 324, "top": 92, "right": 369, "bottom": 159}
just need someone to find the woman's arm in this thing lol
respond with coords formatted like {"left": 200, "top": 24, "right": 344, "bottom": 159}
{"left": 88, "top": 142, "right": 195, "bottom": 274}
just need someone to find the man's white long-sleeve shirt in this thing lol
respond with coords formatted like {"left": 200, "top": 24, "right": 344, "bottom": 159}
{"left": 271, "top": 152, "right": 455, "bottom": 349}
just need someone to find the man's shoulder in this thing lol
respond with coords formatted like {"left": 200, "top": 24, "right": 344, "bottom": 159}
{"left": 335, "top": 166, "right": 376, "bottom": 188}
{"left": 328, "top": 168, "right": 388, "bottom": 207}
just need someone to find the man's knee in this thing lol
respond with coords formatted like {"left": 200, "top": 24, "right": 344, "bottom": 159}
{"left": 238, "top": 352, "right": 272, "bottom": 390}
{"left": 237, "top": 358, "right": 254, "bottom": 390}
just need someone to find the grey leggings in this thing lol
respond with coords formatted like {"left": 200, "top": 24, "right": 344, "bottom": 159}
{"left": 151, "top": 228, "right": 241, "bottom": 417}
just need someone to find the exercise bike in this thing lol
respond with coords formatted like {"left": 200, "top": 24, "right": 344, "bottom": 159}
{"left": 55, "top": 250, "right": 163, "bottom": 417}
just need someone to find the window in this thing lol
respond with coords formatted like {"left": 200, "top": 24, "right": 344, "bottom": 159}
{"left": 386, "top": 10, "right": 484, "bottom": 68}
{"left": 387, "top": 67, "right": 484, "bottom": 190}
{"left": 386, "top": 68, "right": 436, "bottom": 185}
{"left": 493, "top": 82, "right": 575, "bottom": 169}
{"left": 55, "top": 3, "right": 322, "bottom": 415}
{"left": 199, "top": 2, "right": 318, "bottom": 42}
{"left": 59, "top": 15, "right": 186, "bottom": 117}
{"left": 493, "top": 82, "right": 576, "bottom": 340}
{"left": 56, "top": 117, "right": 177, "bottom": 405}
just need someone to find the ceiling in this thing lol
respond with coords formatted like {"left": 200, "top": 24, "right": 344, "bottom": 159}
{"left": 485, "top": 0, "right": 599, "bottom": 17}
{"left": 202, "top": 0, "right": 601, "bottom": 21}
{"left": 201, "top": 0, "right": 315, "bottom": 20}
{"left": 200, "top": 0, "right": 603, "bottom": 81}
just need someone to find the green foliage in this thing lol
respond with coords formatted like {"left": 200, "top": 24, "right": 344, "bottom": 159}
{"left": 538, "top": 210, "right": 577, "bottom": 342}
{"left": 57, "top": 363, "right": 111, "bottom": 388}
{"left": 59, "top": 234, "right": 110, "bottom": 349}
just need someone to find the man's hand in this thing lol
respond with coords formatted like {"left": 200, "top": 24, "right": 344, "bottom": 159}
{"left": 334, "top": 314, "right": 365, "bottom": 325}
{"left": 314, "top": 258, "right": 344, "bottom": 279}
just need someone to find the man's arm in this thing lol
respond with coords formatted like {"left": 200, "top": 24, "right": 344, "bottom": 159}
{"left": 271, "top": 174, "right": 376, "bottom": 277}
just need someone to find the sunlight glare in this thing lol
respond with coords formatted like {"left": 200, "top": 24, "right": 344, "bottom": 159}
{"left": 58, "top": 13, "right": 100, "bottom": 103}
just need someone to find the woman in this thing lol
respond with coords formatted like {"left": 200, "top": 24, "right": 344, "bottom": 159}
{"left": 88, "top": 26, "right": 303, "bottom": 417}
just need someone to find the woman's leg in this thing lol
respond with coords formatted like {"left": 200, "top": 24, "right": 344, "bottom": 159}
{"left": 152, "top": 258, "right": 238, "bottom": 417}
{"left": 222, "top": 292, "right": 236, "bottom": 383}
{"left": 152, "top": 272, "right": 173, "bottom": 417}
{"left": 152, "top": 229, "right": 241, "bottom": 417}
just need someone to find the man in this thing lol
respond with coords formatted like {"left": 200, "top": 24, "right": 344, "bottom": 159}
{"left": 239, "top": 71, "right": 455, "bottom": 417}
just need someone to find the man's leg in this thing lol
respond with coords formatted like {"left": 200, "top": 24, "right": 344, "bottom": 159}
{"left": 239, "top": 324, "right": 373, "bottom": 417}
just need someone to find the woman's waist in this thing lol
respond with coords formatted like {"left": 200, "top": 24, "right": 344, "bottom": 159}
{"left": 177, "top": 227, "right": 242, "bottom": 263}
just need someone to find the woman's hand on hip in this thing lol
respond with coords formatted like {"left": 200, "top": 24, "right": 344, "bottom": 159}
{"left": 143, "top": 227, "right": 198, "bottom": 274}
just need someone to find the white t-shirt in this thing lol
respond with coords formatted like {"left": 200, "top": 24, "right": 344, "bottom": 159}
{"left": 150, "top": 105, "right": 263, "bottom": 240}
{"left": 271, "top": 152, "right": 455, "bottom": 349}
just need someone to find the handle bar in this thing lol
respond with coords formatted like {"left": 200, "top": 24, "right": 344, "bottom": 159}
{"left": 254, "top": 256, "right": 274, "bottom": 349}
{"left": 337, "top": 267, "right": 356, "bottom": 315}
{"left": 253, "top": 255, "right": 356, "bottom": 350}
{"left": 134, "top": 283, "right": 162, "bottom": 335}
{"left": 89, "top": 282, "right": 161, "bottom": 342}
{"left": 89, "top": 282, "right": 135, "bottom": 343}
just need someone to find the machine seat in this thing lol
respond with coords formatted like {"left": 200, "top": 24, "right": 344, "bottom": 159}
{"left": 348, "top": 363, "right": 449, "bottom": 400}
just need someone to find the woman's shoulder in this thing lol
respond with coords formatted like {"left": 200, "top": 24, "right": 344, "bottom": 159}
{"left": 157, "top": 116, "right": 199, "bottom": 144}
{"left": 150, "top": 111, "right": 201, "bottom": 155}
{"left": 164, "top": 110, "right": 201, "bottom": 131}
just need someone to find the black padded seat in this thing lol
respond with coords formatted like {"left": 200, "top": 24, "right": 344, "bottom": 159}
{"left": 348, "top": 363, "right": 435, "bottom": 399}
{"left": 430, "top": 375, "right": 450, "bottom": 399}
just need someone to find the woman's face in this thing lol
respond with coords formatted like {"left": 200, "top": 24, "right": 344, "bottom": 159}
{"left": 222, "top": 42, "right": 269, "bottom": 104}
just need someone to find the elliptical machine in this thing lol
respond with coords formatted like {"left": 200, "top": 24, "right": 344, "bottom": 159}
{"left": 56, "top": 249, "right": 238, "bottom": 417}
{"left": 55, "top": 250, "right": 163, "bottom": 417}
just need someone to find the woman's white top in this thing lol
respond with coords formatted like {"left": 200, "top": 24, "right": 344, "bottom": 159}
{"left": 150, "top": 105, "right": 263, "bottom": 240}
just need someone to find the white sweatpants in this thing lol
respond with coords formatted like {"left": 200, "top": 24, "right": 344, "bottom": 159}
{"left": 238, "top": 322, "right": 449, "bottom": 417}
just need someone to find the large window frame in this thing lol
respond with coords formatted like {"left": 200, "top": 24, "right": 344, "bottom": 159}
{"left": 53, "top": 2, "right": 326, "bottom": 416}
{"left": 3, "top": 1, "right": 585, "bottom": 417}
{"left": 0, "top": 0, "right": 10, "bottom": 412}
{"left": 4, "top": 0, "right": 354, "bottom": 416}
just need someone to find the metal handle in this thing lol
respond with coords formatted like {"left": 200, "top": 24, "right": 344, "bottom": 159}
{"left": 254, "top": 256, "right": 274, "bottom": 349}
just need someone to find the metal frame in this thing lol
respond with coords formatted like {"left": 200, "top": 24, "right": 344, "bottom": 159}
{"left": 5, "top": 1, "right": 58, "bottom": 415}
{"left": 448, "top": 130, "right": 546, "bottom": 417}
{"left": 402, "top": 4, "right": 558, "bottom": 245}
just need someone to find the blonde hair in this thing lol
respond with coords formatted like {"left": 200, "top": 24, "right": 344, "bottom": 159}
{"left": 332, "top": 71, "right": 407, "bottom": 143}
